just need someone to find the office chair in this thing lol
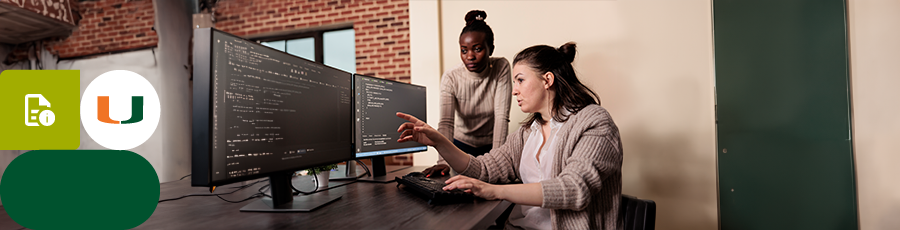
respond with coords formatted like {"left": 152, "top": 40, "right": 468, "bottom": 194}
{"left": 620, "top": 194, "right": 656, "bottom": 230}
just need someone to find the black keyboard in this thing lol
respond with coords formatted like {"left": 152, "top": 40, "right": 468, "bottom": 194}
{"left": 395, "top": 172, "right": 475, "bottom": 205}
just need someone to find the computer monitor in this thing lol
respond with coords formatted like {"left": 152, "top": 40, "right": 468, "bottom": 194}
{"left": 191, "top": 28, "right": 353, "bottom": 212}
{"left": 352, "top": 74, "right": 427, "bottom": 182}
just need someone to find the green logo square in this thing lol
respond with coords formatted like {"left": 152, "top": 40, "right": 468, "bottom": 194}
{"left": 0, "top": 70, "right": 80, "bottom": 149}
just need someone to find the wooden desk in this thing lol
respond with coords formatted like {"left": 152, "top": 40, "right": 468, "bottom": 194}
{"left": 0, "top": 166, "right": 511, "bottom": 229}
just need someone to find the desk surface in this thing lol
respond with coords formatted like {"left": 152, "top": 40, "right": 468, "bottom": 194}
{"left": 0, "top": 166, "right": 511, "bottom": 230}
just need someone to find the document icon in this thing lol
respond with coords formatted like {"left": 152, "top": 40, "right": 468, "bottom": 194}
{"left": 0, "top": 70, "right": 80, "bottom": 150}
{"left": 25, "top": 94, "right": 56, "bottom": 126}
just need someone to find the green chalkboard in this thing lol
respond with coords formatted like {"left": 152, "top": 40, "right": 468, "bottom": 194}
{"left": 714, "top": 0, "right": 858, "bottom": 229}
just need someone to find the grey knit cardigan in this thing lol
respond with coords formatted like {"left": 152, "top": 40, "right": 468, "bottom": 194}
{"left": 459, "top": 104, "right": 623, "bottom": 230}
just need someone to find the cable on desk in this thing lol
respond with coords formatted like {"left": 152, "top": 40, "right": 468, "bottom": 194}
{"left": 291, "top": 174, "right": 319, "bottom": 195}
{"left": 179, "top": 174, "right": 191, "bottom": 180}
{"left": 258, "top": 183, "right": 271, "bottom": 198}
{"left": 215, "top": 193, "right": 264, "bottom": 203}
{"left": 158, "top": 179, "right": 268, "bottom": 203}
{"left": 356, "top": 159, "right": 371, "bottom": 177}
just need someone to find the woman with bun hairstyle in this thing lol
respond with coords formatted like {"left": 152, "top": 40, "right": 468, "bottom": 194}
{"left": 422, "top": 10, "right": 512, "bottom": 177}
{"left": 397, "top": 42, "right": 623, "bottom": 229}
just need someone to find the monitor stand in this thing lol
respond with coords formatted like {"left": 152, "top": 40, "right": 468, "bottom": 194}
{"left": 356, "top": 156, "right": 417, "bottom": 183}
{"left": 240, "top": 173, "right": 343, "bottom": 212}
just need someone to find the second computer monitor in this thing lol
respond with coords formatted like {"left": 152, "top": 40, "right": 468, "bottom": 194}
{"left": 353, "top": 74, "right": 427, "bottom": 158}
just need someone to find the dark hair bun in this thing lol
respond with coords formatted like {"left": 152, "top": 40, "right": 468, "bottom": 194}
{"left": 464, "top": 10, "right": 487, "bottom": 25}
{"left": 558, "top": 42, "right": 577, "bottom": 64}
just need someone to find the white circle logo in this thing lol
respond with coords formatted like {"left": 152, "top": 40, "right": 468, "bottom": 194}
{"left": 80, "top": 70, "right": 160, "bottom": 150}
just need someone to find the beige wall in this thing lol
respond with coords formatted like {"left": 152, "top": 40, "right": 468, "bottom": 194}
{"left": 409, "top": 0, "right": 443, "bottom": 167}
{"left": 848, "top": 1, "right": 900, "bottom": 229}
{"left": 411, "top": 1, "right": 718, "bottom": 229}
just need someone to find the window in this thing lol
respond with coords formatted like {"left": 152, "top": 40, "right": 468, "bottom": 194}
{"left": 259, "top": 28, "right": 356, "bottom": 73}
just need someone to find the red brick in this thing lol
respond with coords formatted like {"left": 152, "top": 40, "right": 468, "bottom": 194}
{"left": 41, "top": 0, "right": 159, "bottom": 59}
{"left": 45, "top": 0, "right": 409, "bottom": 82}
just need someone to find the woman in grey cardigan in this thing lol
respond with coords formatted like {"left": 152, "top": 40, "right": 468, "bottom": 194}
{"left": 397, "top": 42, "right": 622, "bottom": 229}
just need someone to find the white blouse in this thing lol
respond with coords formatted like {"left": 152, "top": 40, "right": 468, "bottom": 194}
{"left": 507, "top": 118, "right": 564, "bottom": 230}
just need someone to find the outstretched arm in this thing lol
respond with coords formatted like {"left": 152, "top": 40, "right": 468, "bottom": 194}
{"left": 397, "top": 112, "right": 470, "bottom": 173}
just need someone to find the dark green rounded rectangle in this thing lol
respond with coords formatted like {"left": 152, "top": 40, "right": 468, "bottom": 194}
{"left": 0, "top": 150, "right": 160, "bottom": 229}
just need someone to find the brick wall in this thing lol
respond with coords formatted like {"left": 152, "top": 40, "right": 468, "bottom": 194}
{"left": 213, "top": 0, "right": 410, "bottom": 83}
{"left": 51, "top": 0, "right": 158, "bottom": 58}
{"left": 4, "top": 0, "right": 157, "bottom": 63}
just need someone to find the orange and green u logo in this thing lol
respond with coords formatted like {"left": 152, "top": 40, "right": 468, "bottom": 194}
{"left": 97, "top": 96, "right": 143, "bottom": 124}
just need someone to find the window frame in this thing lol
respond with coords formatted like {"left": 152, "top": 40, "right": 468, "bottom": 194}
{"left": 252, "top": 25, "right": 353, "bottom": 64}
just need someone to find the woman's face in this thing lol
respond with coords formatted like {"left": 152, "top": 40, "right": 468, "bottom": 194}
{"left": 512, "top": 63, "right": 551, "bottom": 114}
{"left": 459, "top": 31, "right": 489, "bottom": 73}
